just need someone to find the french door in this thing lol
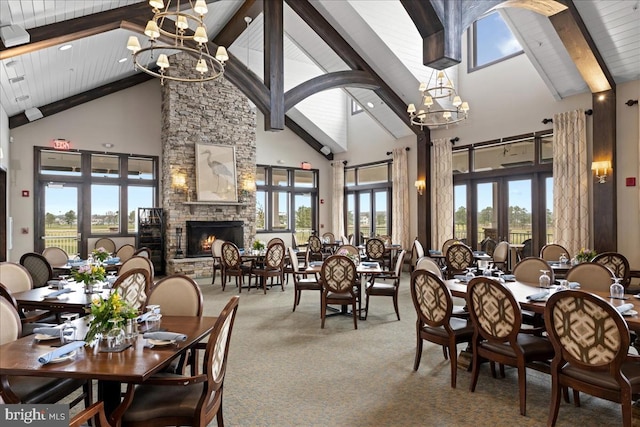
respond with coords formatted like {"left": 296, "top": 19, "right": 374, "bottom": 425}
{"left": 346, "top": 189, "right": 389, "bottom": 246}
{"left": 36, "top": 182, "right": 82, "bottom": 256}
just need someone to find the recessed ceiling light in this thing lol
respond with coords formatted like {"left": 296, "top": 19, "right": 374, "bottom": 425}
{"left": 118, "top": 57, "right": 128, "bottom": 63}
{"left": 9, "top": 76, "right": 24, "bottom": 84}
{"left": 15, "top": 95, "right": 29, "bottom": 102}
{"left": 366, "top": 102, "right": 374, "bottom": 108}
{"left": 5, "top": 60, "right": 18, "bottom": 68}
{"left": 59, "top": 44, "right": 72, "bottom": 51}
{"left": 102, "top": 143, "right": 114, "bottom": 148}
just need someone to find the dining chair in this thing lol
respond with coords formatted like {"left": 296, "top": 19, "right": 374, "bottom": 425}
{"left": 441, "top": 238, "right": 460, "bottom": 256}
{"left": 250, "top": 241, "right": 285, "bottom": 294}
{"left": 321, "top": 232, "right": 335, "bottom": 256}
{"left": 42, "top": 246, "right": 69, "bottom": 269}
{"left": 289, "top": 247, "right": 322, "bottom": 312}
{"left": 95, "top": 238, "right": 117, "bottom": 254}
{"left": 0, "top": 283, "right": 53, "bottom": 336}
{"left": 118, "top": 256, "right": 154, "bottom": 282}
{"left": 540, "top": 243, "right": 571, "bottom": 262}
{"left": 336, "top": 244, "right": 360, "bottom": 259}
{"left": 544, "top": 290, "right": 640, "bottom": 427}
{"left": 365, "top": 237, "right": 389, "bottom": 270}
{"left": 19, "top": 252, "right": 53, "bottom": 288}
{"left": 364, "top": 250, "right": 406, "bottom": 320}
{"left": 146, "top": 274, "right": 204, "bottom": 375}
{"left": 112, "top": 268, "right": 152, "bottom": 312}
{"left": 115, "top": 244, "right": 136, "bottom": 263}
{"left": 306, "top": 235, "right": 325, "bottom": 263}
{"left": 320, "top": 255, "right": 359, "bottom": 329}
{"left": 340, "top": 234, "right": 349, "bottom": 245}
{"left": 415, "top": 256, "right": 443, "bottom": 278}
{"left": 210, "top": 239, "right": 225, "bottom": 285}
{"left": 221, "top": 242, "right": 253, "bottom": 292}
{"left": 410, "top": 238, "right": 425, "bottom": 271}
{"left": 466, "top": 277, "right": 555, "bottom": 416}
{"left": 492, "top": 241, "right": 509, "bottom": 271}
{"left": 565, "top": 262, "right": 615, "bottom": 292}
{"left": 592, "top": 252, "right": 631, "bottom": 288}
{"left": 520, "top": 238, "right": 533, "bottom": 260}
{"left": 267, "top": 237, "right": 285, "bottom": 247}
{"left": 410, "top": 270, "right": 474, "bottom": 388}
{"left": 70, "top": 401, "right": 112, "bottom": 427}
{"left": 512, "top": 257, "right": 555, "bottom": 286}
{"left": 480, "top": 237, "right": 497, "bottom": 256}
{"left": 291, "top": 233, "right": 308, "bottom": 267}
{"left": 0, "top": 297, "right": 92, "bottom": 408}
{"left": 444, "top": 243, "right": 474, "bottom": 279}
{"left": 0, "top": 262, "right": 34, "bottom": 294}
{"left": 133, "top": 247, "right": 151, "bottom": 258}
{"left": 117, "top": 296, "right": 240, "bottom": 427}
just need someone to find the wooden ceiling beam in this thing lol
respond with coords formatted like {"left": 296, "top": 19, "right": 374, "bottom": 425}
{"left": 285, "top": 0, "right": 418, "bottom": 134}
{"left": 213, "top": 0, "right": 263, "bottom": 48}
{"left": 549, "top": 0, "right": 615, "bottom": 93}
{"left": 264, "top": 0, "right": 285, "bottom": 131}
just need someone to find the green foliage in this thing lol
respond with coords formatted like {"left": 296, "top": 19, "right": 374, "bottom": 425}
{"left": 64, "top": 210, "right": 77, "bottom": 225}
{"left": 45, "top": 212, "right": 56, "bottom": 227}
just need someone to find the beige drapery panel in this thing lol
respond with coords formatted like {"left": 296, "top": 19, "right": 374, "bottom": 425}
{"left": 391, "top": 148, "right": 410, "bottom": 250}
{"left": 552, "top": 109, "right": 589, "bottom": 255}
{"left": 331, "top": 161, "right": 345, "bottom": 240}
{"left": 430, "top": 138, "right": 453, "bottom": 250}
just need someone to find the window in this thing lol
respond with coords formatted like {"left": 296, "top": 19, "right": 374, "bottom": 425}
{"left": 35, "top": 147, "right": 158, "bottom": 256}
{"left": 255, "top": 165, "right": 318, "bottom": 241}
{"left": 345, "top": 161, "right": 392, "bottom": 245}
{"left": 452, "top": 132, "right": 552, "bottom": 257}
{"left": 468, "top": 11, "right": 523, "bottom": 71}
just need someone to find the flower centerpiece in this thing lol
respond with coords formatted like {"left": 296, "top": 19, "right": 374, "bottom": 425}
{"left": 336, "top": 248, "right": 360, "bottom": 266}
{"left": 252, "top": 240, "right": 266, "bottom": 252}
{"left": 92, "top": 247, "right": 110, "bottom": 263}
{"left": 84, "top": 291, "right": 138, "bottom": 345}
{"left": 72, "top": 264, "right": 106, "bottom": 293}
{"left": 575, "top": 248, "right": 597, "bottom": 263}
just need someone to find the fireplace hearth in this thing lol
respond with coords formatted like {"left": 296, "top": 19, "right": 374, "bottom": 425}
{"left": 186, "top": 221, "right": 244, "bottom": 258}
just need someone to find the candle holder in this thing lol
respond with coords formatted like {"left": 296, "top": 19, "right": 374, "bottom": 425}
{"left": 175, "top": 227, "right": 184, "bottom": 259}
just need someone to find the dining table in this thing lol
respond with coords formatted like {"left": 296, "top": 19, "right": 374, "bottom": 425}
{"left": 445, "top": 277, "right": 640, "bottom": 333}
{"left": 547, "top": 261, "right": 571, "bottom": 279}
{"left": 13, "top": 280, "right": 112, "bottom": 315}
{"left": 0, "top": 314, "right": 218, "bottom": 423}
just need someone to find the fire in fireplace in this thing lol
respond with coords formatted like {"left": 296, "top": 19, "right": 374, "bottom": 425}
{"left": 186, "top": 221, "right": 244, "bottom": 258}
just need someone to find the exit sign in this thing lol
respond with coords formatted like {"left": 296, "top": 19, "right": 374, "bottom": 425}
{"left": 52, "top": 139, "right": 70, "bottom": 150}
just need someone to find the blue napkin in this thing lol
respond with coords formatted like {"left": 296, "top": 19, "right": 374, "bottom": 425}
{"left": 615, "top": 303, "right": 634, "bottom": 314}
{"left": 105, "top": 257, "right": 120, "bottom": 264}
{"left": 361, "top": 262, "right": 379, "bottom": 268}
{"left": 143, "top": 332, "right": 187, "bottom": 342}
{"left": 502, "top": 274, "right": 516, "bottom": 282}
{"left": 135, "top": 312, "right": 155, "bottom": 323}
{"left": 309, "top": 261, "right": 323, "bottom": 267}
{"left": 38, "top": 341, "right": 85, "bottom": 364}
{"left": 568, "top": 282, "right": 580, "bottom": 289}
{"left": 429, "top": 250, "right": 442, "bottom": 255}
{"left": 454, "top": 275, "right": 470, "bottom": 282}
{"left": 32, "top": 326, "right": 62, "bottom": 337}
{"left": 526, "top": 290, "right": 549, "bottom": 301}
{"left": 44, "top": 288, "right": 73, "bottom": 298}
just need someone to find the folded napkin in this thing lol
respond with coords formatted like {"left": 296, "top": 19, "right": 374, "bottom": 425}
{"left": 615, "top": 303, "right": 635, "bottom": 314}
{"left": 526, "top": 290, "right": 550, "bottom": 301}
{"left": 44, "top": 288, "right": 73, "bottom": 298}
{"left": 105, "top": 257, "right": 120, "bottom": 264}
{"left": 429, "top": 250, "right": 442, "bottom": 255}
{"left": 143, "top": 332, "right": 187, "bottom": 342}
{"left": 309, "top": 261, "right": 323, "bottom": 267}
{"left": 32, "top": 326, "right": 62, "bottom": 337}
{"left": 454, "top": 275, "right": 470, "bottom": 282}
{"left": 47, "top": 280, "right": 60, "bottom": 286}
{"left": 135, "top": 311, "right": 156, "bottom": 323}
{"left": 361, "top": 262, "right": 379, "bottom": 268}
{"left": 502, "top": 274, "right": 516, "bottom": 282}
{"left": 568, "top": 282, "right": 580, "bottom": 289}
{"left": 38, "top": 341, "right": 85, "bottom": 364}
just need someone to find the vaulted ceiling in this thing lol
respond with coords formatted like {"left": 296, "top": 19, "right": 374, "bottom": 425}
{"left": 1, "top": 0, "right": 639, "bottom": 157}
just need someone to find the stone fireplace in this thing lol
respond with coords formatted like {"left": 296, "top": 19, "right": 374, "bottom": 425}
{"left": 161, "top": 53, "right": 256, "bottom": 278}
{"left": 186, "top": 221, "right": 244, "bottom": 258}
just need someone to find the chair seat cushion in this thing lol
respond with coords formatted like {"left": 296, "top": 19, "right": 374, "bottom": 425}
{"left": 481, "top": 333, "right": 554, "bottom": 360}
{"left": 297, "top": 280, "right": 321, "bottom": 290}
{"left": 122, "top": 376, "right": 205, "bottom": 423}
{"left": 561, "top": 361, "right": 640, "bottom": 391}
{"left": 7, "top": 376, "right": 86, "bottom": 404}
{"left": 326, "top": 292, "right": 355, "bottom": 301}
{"left": 422, "top": 317, "right": 474, "bottom": 338}
{"left": 367, "top": 283, "right": 396, "bottom": 295}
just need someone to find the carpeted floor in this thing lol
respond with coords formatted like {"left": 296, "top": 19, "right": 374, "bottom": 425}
{"left": 195, "top": 273, "right": 623, "bottom": 427}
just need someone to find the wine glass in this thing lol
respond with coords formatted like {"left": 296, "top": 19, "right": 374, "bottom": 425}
{"left": 539, "top": 270, "right": 551, "bottom": 288}
{"left": 465, "top": 267, "right": 476, "bottom": 282}
{"left": 60, "top": 313, "right": 78, "bottom": 344}
{"left": 610, "top": 277, "right": 624, "bottom": 299}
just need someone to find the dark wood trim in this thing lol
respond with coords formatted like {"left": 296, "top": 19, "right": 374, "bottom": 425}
{"left": 592, "top": 90, "right": 617, "bottom": 252}
{"left": 264, "top": 0, "right": 285, "bottom": 131}
{"left": 284, "top": 71, "right": 378, "bottom": 112}
{"left": 213, "top": 0, "right": 263, "bottom": 48}
{"left": 9, "top": 72, "right": 154, "bottom": 128}
{"left": 417, "top": 131, "right": 430, "bottom": 248}
{"left": 284, "top": 116, "right": 333, "bottom": 160}
{"left": 285, "top": 0, "right": 418, "bottom": 134}
{"left": 0, "top": 168, "right": 6, "bottom": 262}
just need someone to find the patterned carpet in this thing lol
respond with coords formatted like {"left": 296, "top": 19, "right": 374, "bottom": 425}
{"left": 196, "top": 273, "right": 623, "bottom": 427}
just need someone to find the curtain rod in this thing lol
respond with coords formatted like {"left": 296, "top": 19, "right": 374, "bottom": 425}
{"left": 386, "top": 147, "right": 410, "bottom": 155}
{"left": 541, "top": 109, "right": 593, "bottom": 124}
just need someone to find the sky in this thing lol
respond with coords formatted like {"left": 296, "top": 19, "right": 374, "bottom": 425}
{"left": 45, "top": 185, "right": 154, "bottom": 217}
{"left": 476, "top": 11, "right": 522, "bottom": 66}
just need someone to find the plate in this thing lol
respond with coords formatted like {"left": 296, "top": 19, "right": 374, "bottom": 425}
{"left": 50, "top": 350, "right": 77, "bottom": 363}
{"left": 622, "top": 310, "right": 638, "bottom": 316}
{"left": 35, "top": 334, "right": 59, "bottom": 341}
{"left": 634, "top": 294, "right": 640, "bottom": 300}
{"left": 148, "top": 339, "right": 174, "bottom": 346}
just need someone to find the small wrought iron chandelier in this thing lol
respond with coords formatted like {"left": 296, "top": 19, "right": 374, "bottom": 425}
{"left": 407, "top": 68, "right": 469, "bottom": 129}
{"left": 126, "top": 0, "right": 229, "bottom": 85}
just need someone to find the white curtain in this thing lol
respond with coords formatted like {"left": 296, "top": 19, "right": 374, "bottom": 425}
{"left": 331, "top": 162, "right": 345, "bottom": 240}
{"left": 431, "top": 138, "right": 453, "bottom": 250}
{"left": 391, "top": 148, "right": 410, "bottom": 250}
{"left": 552, "top": 109, "right": 589, "bottom": 255}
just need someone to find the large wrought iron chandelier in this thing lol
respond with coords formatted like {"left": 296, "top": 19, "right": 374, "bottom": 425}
{"left": 407, "top": 69, "right": 469, "bottom": 129}
{"left": 126, "top": 0, "right": 229, "bottom": 85}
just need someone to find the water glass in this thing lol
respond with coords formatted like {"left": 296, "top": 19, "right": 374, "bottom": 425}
{"left": 60, "top": 314, "right": 78, "bottom": 344}
{"left": 539, "top": 270, "right": 551, "bottom": 288}
{"left": 610, "top": 278, "right": 624, "bottom": 299}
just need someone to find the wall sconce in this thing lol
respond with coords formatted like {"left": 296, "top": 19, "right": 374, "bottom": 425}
{"left": 415, "top": 180, "right": 426, "bottom": 196}
{"left": 591, "top": 160, "right": 611, "bottom": 184}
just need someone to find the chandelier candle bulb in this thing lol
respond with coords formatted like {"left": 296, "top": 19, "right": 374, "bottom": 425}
{"left": 144, "top": 20, "right": 160, "bottom": 39}
{"left": 127, "top": 36, "right": 140, "bottom": 53}
{"left": 193, "top": 26, "right": 208, "bottom": 44}
{"left": 194, "top": 0, "right": 208, "bottom": 15}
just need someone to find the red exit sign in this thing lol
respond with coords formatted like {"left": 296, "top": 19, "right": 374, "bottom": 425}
{"left": 52, "top": 139, "right": 70, "bottom": 150}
